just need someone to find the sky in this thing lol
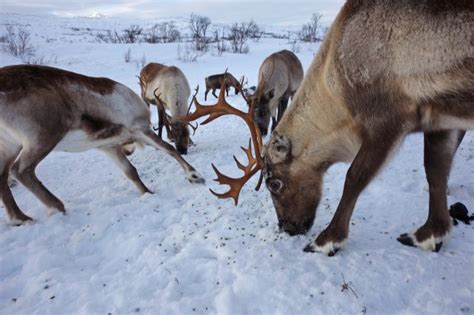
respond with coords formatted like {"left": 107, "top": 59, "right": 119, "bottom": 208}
{"left": 0, "top": 1, "right": 345, "bottom": 25}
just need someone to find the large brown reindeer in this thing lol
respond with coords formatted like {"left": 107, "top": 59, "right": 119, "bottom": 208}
{"left": 251, "top": 50, "right": 303, "bottom": 136}
{"left": 0, "top": 65, "right": 204, "bottom": 224}
{"left": 182, "top": 0, "right": 473, "bottom": 255}
{"left": 139, "top": 63, "right": 193, "bottom": 155}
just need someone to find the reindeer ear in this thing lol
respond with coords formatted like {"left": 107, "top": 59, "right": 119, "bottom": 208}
{"left": 267, "top": 133, "right": 291, "bottom": 164}
{"left": 267, "top": 89, "right": 275, "bottom": 99}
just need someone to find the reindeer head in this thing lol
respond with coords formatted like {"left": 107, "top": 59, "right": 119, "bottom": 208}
{"left": 153, "top": 90, "right": 197, "bottom": 155}
{"left": 250, "top": 88, "right": 274, "bottom": 136}
{"left": 171, "top": 120, "right": 190, "bottom": 155}
{"left": 180, "top": 76, "right": 321, "bottom": 236}
{"left": 262, "top": 131, "right": 330, "bottom": 235}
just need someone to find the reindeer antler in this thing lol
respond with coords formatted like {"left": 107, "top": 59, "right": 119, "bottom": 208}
{"left": 179, "top": 78, "right": 263, "bottom": 205}
{"left": 153, "top": 88, "right": 173, "bottom": 137}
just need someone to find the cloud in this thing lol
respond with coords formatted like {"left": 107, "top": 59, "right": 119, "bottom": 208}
{"left": 1, "top": 1, "right": 345, "bottom": 25}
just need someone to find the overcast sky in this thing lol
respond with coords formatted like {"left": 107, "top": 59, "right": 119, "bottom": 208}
{"left": 0, "top": 1, "right": 345, "bottom": 25}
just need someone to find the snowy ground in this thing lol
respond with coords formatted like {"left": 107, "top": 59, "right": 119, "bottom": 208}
{"left": 0, "top": 13, "right": 473, "bottom": 315}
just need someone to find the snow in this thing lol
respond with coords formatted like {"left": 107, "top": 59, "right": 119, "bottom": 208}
{"left": 1, "top": 12, "right": 473, "bottom": 315}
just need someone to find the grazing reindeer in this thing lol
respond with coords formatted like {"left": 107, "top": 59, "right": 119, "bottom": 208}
{"left": 182, "top": 0, "right": 473, "bottom": 255}
{"left": 263, "top": 0, "right": 473, "bottom": 255}
{"left": 139, "top": 63, "right": 192, "bottom": 155}
{"left": 251, "top": 50, "right": 303, "bottom": 136}
{"left": 204, "top": 72, "right": 242, "bottom": 101}
{"left": 0, "top": 65, "right": 204, "bottom": 224}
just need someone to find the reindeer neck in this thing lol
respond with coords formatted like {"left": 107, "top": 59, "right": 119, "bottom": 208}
{"left": 276, "top": 36, "right": 362, "bottom": 163}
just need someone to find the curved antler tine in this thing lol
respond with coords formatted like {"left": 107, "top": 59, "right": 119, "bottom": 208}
{"left": 241, "top": 139, "right": 256, "bottom": 164}
{"left": 210, "top": 164, "right": 242, "bottom": 205}
{"left": 188, "top": 122, "right": 198, "bottom": 135}
{"left": 233, "top": 155, "right": 246, "bottom": 172}
{"left": 236, "top": 76, "right": 250, "bottom": 104}
{"left": 255, "top": 171, "right": 264, "bottom": 191}
{"left": 239, "top": 75, "right": 245, "bottom": 87}
{"left": 209, "top": 188, "right": 239, "bottom": 206}
{"left": 187, "top": 85, "right": 200, "bottom": 114}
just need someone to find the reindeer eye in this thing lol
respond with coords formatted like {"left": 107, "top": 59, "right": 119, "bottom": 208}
{"left": 267, "top": 179, "right": 283, "bottom": 193}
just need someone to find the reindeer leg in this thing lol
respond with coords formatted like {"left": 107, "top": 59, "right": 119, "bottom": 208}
{"left": 11, "top": 146, "right": 66, "bottom": 217}
{"left": 271, "top": 117, "right": 278, "bottom": 133}
{"left": 212, "top": 89, "right": 218, "bottom": 99}
{"left": 102, "top": 146, "right": 152, "bottom": 195}
{"left": 397, "top": 130, "right": 462, "bottom": 252}
{"left": 157, "top": 107, "right": 165, "bottom": 138}
{"left": 277, "top": 95, "right": 289, "bottom": 122}
{"left": 204, "top": 89, "right": 209, "bottom": 101}
{"left": 0, "top": 144, "right": 33, "bottom": 223}
{"left": 304, "top": 128, "right": 403, "bottom": 256}
{"left": 139, "top": 129, "right": 205, "bottom": 184}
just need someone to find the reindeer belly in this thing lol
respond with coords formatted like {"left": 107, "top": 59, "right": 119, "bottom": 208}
{"left": 437, "top": 116, "right": 474, "bottom": 131}
{"left": 54, "top": 130, "right": 103, "bottom": 152}
{"left": 54, "top": 127, "right": 129, "bottom": 152}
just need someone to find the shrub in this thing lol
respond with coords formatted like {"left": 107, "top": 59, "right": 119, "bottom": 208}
{"left": 229, "top": 22, "right": 250, "bottom": 54}
{"left": 298, "top": 13, "right": 323, "bottom": 42}
{"left": 145, "top": 22, "right": 181, "bottom": 43}
{"left": 2, "top": 25, "right": 35, "bottom": 60}
{"left": 189, "top": 13, "right": 211, "bottom": 52}
{"left": 123, "top": 24, "right": 143, "bottom": 43}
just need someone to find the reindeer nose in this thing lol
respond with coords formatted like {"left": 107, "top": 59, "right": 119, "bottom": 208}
{"left": 279, "top": 218, "right": 312, "bottom": 236}
{"left": 177, "top": 146, "right": 188, "bottom": 155}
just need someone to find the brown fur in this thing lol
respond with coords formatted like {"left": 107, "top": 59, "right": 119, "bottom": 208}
{"left": 1, "top": 64, "right": 115, "bottom": 102}
{"left": 139, "top": 63, "right": 191, "bottom": 155}
{"left": 251, "top": 50, "right": 304, "bottom": 136}
{"left": 264, "top": 0, "right": 473, "bottom": 254}
{"left": 204, "top": 72, "right": 241, "bottom": 101}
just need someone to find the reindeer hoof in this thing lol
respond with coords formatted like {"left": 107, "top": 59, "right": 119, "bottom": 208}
{"left": 303, "top": 243, "right": 315, "bottom": 253}
{"left": 187, "top": 171, "right": 205, "bottom": 184}
{"left": 140, "top": 188, "right": 154, "bottom": 195}
{"left": 397, "top": 232, "right": 445, "bottom": 252}
{"left": 47, "top": 207, "right": 66, "bottom": 217}
{"left": 303, "top": 239, "right": 345, "bottom": 256}
{"left": 397, "top": 233, "right": 415, "bottom": 247}
{"left": 10, "top": 215, "right": 34, "bottom": 226}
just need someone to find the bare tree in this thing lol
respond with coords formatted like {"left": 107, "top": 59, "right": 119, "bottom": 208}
{"left": 229, "top": 22, "right": 250, "bottom": 54}
{"left": 145, "top": 22, "right": 180, "bottom": 43}
{"left": 212, "top": 26, "right": 228, "bottom": 56}
{"left": 189, "top": 13, "right": 211, "bottom": 51}
{"left": 298, "top": 13, "right": 323, "bottom": 42}
{"left": 123, "top": 24, "right": 143, "bottom": 43}
{"left": 96, "top": 29, "right": 123, "bottom": 43}
{"left": 2, "top": 25, "right": 35, "bottom": 59}
{"left": 245, "top": 20, "right": 263, "bottom": 41}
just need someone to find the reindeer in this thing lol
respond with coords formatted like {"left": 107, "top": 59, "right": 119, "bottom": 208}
{"left": 139, "top": 63, "right": 193, "bottom": 155}
{"left": 182, "top": 0, "right": 473, "bottom": 255}
{"left": 0, "top": 64, "right": 204, "bottom": 224}
{"left": 204, "top": 72, "right": 242, "bottom": 101}
{"left": 251, "top": 50, "right": 303, "bottom": 136}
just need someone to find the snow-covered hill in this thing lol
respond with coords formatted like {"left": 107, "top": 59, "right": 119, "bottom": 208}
{"left": 0, "top": 12, "right": 473, "bottom": 315}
